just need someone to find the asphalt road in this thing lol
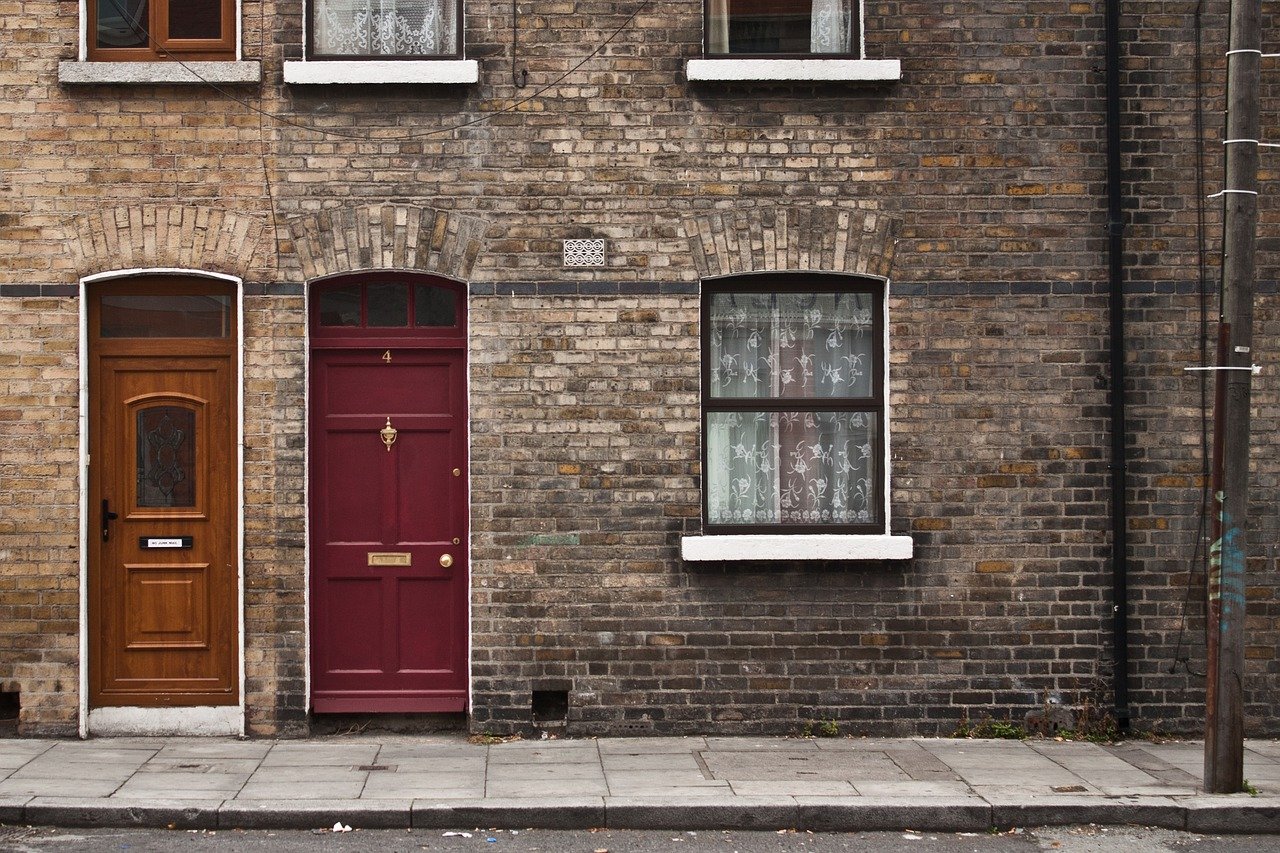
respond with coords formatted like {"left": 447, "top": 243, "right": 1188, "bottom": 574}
{"left": 0, "top": 825, "right": 1276, "bottom": 853}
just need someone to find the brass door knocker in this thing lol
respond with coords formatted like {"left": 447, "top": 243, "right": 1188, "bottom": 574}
{"left": 380, "top": 417, "right": 398, "bottom": 451}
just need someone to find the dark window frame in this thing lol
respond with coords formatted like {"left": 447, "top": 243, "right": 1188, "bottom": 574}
{"left": 306, "top": 0, "right": 466, "bottom": 61}
{"left": 700, "top": 274, "right": 886, "bottom": 535}
{"left": 702, "top": 0, "right": 863, "bottom": 59}
{"left": 88, "top": 0, "right": 236, "bottom": 62}
{"left": 310, "top": 272, "right": 466, "bottom": 344}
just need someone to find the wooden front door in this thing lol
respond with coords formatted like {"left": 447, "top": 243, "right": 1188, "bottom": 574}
{"left": 88, "top": 278, "right": 238, "bottom": 708}
{"left": 309, "top": 276, "right": 468, "bottom": 713}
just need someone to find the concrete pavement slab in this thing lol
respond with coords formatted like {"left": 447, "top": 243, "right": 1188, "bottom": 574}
{"left": 596, "top": 736, "right": 708, "bottom": 754}
{"left": 37, "top": 745, "right": 156, "bottom": 764}
{"left": 484, "top": 778, "right": 609, "bottom": 798}
{"left": 604, "top": 783, "right": 736, "bottom": 797}
{"left": 0, "top": 741, "right": 53, "bottom": 770}
{"left": 111, "top": 773, "right": 249, "bottom": 798}
{"left": 701, "top": 748, "right": 908, "bottom": 782}
{"left": 378, "top": 755, "right": 486, "bottom": 773}
{"left": 487, "top": 744, "right": 600, "bottom": 764}
{"left": 153, "top": 741, "right": 272, "bottom": 760}
{"left": 728, "top": 780, "right": 857, "bottom": 796}
{"left": 359, "top": 771, "right": 484, "bottom": 799}
{"left": 235, "top": 780, "right": 367, "bottom": 800}
{"left": 600, "top": 751, "right": 702, "bottom": 771}
{"left": 703, "top": 737, "right": 818, "bottom": 751}
{"left": 245, "top": 764, "right": 369, "bottom": 782}
{"left": 219, "top": 798, "right": 410, "bottom": 830}
{"left": 412, "top": 796, "right": 605, "bottom": 829}
{"left": 138, "top": 758, "right": 262, "bottom": 774}
{"left": 23, "top": 796, "right": 221, "bottom": 829}
{"left": 604, "top": 794, "right": 798, "bottom": 830}
{"left": 792, "top": 795, "right": 991, "bottom": 832}
{"left": 259, "top": 743, "right": 380, "bottom": 766}
{"left": 602, "top": 769, "right": 723, "bottom": 787}
{"left": 485, "top": 763, "right": 605, "bottom": 781}
{"left": 0, "top": 778, "right": 125, "bottom": 798}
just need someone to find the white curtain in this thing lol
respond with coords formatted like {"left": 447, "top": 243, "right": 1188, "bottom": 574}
{"left": 707, "top": 292, "right": 878, "bottom": 526}
{"left": 707, "top": 0, "right": 730, "bottom": 53}
{"left": 315, "top": 0, "right": 455, "bottom": 56}
{"left": 810, "top": 0, "right": 854, "bottom": 53}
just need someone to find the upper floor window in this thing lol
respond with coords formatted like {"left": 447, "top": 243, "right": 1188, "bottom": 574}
{"left": 701, "top": 277, "right": 886, "bottom": 534}
{"left": 706, "top": 0, "right": 859, "bottom": 57}
{"left": 309, "top": 0, "right": 462, "bottom": 59}
{"left": 89, "top": 0, "right": 235, "bottom": 61}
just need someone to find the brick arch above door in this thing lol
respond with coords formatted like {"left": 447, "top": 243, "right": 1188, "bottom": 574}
{"left": 70, "top": 206, "right": 266, "bottom": 281}
{"left": 683, "top": 208, "right": 901, "bottom": 280}
{"left": 288, "top": 205, "right": 490, "bottom": 282}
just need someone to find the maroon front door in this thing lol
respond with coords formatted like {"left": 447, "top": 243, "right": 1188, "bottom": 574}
{"left": 309, "top": 276, "right": 468, "bottom": 713}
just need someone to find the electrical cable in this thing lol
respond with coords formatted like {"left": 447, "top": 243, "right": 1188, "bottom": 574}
{"left": 1172, "top": 0, "right": 1209, "bottom": 678}
{"left": 96, "top": 0, "right": 651, "bottom": 141}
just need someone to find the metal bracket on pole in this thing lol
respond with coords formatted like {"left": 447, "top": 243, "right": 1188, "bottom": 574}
{"left": 1184, "top": 365, "right": 1263, "bottom": 374}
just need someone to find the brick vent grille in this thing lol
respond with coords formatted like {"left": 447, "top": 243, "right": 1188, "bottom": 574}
{"left": 563, "top": 239, "right": 606, "bottom": 267}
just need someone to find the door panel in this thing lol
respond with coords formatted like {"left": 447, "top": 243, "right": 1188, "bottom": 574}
{"left": 90, "top": 356, "right": 237, "bottom": 707}
{"left": 310, "top": 347, "right": 468, "bottom": 713}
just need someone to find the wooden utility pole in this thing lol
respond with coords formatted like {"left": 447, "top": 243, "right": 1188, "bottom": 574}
{"left": 1205, "top": 0, "right": 1261, "bottom": 795}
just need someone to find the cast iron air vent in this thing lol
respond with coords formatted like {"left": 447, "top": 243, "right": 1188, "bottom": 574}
{"left": 563, "top": 239, "right": 606, "bottom": 267}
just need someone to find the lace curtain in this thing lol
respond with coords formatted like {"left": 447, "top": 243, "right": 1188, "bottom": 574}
{"left": 707, "top": 292, "right": 878, "bottom": 526}
{"left": 810, "top": 0, "right": 854, "bottom": 54}
{"left": 315, "top": 0, "right": 455, "bottom": 56}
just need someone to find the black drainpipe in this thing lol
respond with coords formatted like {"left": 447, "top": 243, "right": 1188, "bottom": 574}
{"left": 1104, "top": 0, "right": 1131, "bottom": 731}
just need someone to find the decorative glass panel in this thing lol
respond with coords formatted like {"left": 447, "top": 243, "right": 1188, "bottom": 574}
{"left": 97, "top": 0, "right": 150, "bottom": 48}
{"left": 136, "top": 406, "right": 196, "bottom": 508}
{"left": 318, "top": 286, "right": 361, "bottom": 326}
{"left": 167, "top": 0, "right": 222, "bottom": 39}
{"left": 707, "top": 411, "right": 878, "bottom": 526}
{"left": 414, "top": 283, "right": 457, "bottom": 327}
{"left": 707, "top": 0, "right": 853, "bottom": 55}
{"left": 99, "top": 294, "right": 231, "bottom": 338}
{"left": 367, "top": 283, "right": 410, "bottom": 327}
{"left": 709, "top": 291, "right": 874, "bottom": 399}
{"left": 314, "top": 0, "right": 458, "bottom": 57}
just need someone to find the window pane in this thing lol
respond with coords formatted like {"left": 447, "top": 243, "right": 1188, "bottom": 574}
{"left": 314, "top": 0, "right": 458, "bottom": 57}
{"left": 318, "top": 286, "right": 361, "bottom": 327}
{"left": 414, "top": 283, "right": 457, "bottom": 327}
{"left": 99, "top": 294, "right": 231, "bottom": 338}
{"left": 709, "top": 291, "right": 875, "bottom": 399}
{"left": 707, "top": 410, "right": 879, "bottom": 526}
{"left": 167, "top": 0, "right": 222, "bottom": 40}
{"left": 709, "top": 0, "right": 853, "bottom": 54}
{"left": 367, "top": 283, "right": 409, "bottom": 327}
{"left": 97, "top": 0, "right": 150, "bottom": 48}
{"left": 136, "top": 406, "right": 196, "bottom": 508}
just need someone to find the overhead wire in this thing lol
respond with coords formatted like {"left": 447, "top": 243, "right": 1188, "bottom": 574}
{"left": 96, "top": 0, "right": 652, "bottom": 141}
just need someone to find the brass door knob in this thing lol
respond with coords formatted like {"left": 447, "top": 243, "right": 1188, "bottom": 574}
{"left": 439, "top": 553, "right": 454, "bottom": 568}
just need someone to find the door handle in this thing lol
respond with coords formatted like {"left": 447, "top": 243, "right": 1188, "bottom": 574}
{"left": 101, "top": 499, "right": 118, "bottom": 542}
{"left": 439, "top": 554, "right": 453, "bottom": 568}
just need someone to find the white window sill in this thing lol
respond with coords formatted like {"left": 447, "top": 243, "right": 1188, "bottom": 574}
{"left": 686, "top": 58, "right": 901, "bottom": 83}
{"left": 681, "top": 534, "right": 913, "bottom": 562}
{"left": 58, "top": 61, "right": 261, "bottom": 85}
{"left": 283, "top": 60, "right": 479, "bottom": 85}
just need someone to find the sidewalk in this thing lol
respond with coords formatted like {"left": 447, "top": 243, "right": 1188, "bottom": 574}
{"left": 2, "top": 734, "right": 1278, "bottom": 833}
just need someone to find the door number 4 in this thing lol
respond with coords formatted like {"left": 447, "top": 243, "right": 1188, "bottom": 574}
{"left": 382, "top": 350, "right": 392, "bottom": 363}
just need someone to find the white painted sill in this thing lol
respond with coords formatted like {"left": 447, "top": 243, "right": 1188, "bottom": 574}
{"left": 681, "top": 534, "right": 914, "bottom": 562}
{"left": 283, "top": 60, "right": 479, "bottom": 85}
{"left": 58, "top": 61, "right": 261, "bottom": 85}
{"left": 686, "top": 58, "right": 901, "bottom": 83}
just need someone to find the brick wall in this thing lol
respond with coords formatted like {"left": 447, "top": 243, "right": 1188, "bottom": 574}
{"left": 1, "top": 0, "right": 1276, "bottom": 735}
